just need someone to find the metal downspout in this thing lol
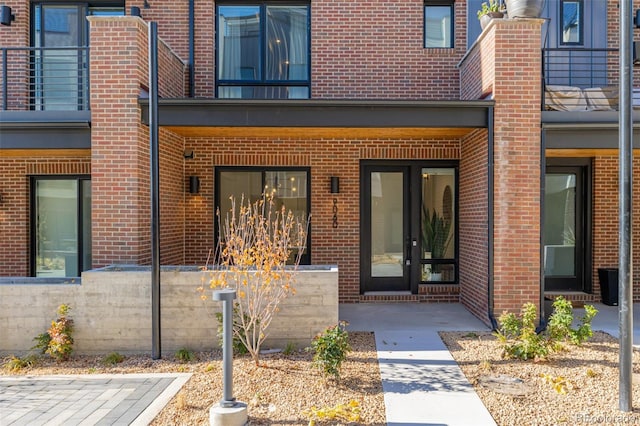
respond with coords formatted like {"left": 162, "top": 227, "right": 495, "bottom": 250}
{"left": 487, "top": 106, "right": 497, "bottom": 330}
{"left": 149, "top": 22, "right": 161, "bottom": 359}
{"left": 188, "top": 0, "right": 194, "bottom": 97}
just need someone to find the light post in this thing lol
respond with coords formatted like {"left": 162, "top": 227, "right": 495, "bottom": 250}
{"left": 210, "top": 289, "right": 247, "bottom": 425}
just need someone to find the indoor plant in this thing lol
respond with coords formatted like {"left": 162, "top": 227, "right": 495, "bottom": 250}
{"left": 422, "top": 206, "right": 453, "bottom": 280}
{"left": 477, "top": 0, "right": 504, "bottom": 30}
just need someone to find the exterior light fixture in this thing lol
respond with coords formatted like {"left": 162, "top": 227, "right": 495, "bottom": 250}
{"left": 189, "top": 176, "right": 200, "bottom": 194}
{"left": 130, "top": 6, "right": 141, "bottom": 16}
{"left": 330, "top": 177, "right": 339, "bottom": 228}
{"left": 183, "top": 149, "right": 194, "bottom": 159}
{"left": 1, "top": 6, "right": 15, "bottom": 26}
{"left": 330, "top": 176, "right": 340, "bottom": 194}
{"left": 143, "top": 0, "right": 151, "bottom": 9}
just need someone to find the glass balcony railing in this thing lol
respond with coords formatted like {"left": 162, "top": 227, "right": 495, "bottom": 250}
{"left": 1, "top": 46, "right": 90, "bottom": 111}
{"left": 542, "top": 48, "right": 619, "bottom": 112}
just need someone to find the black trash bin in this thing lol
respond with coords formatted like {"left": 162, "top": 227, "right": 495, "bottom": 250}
{"left": 597, "top": 268, "right": 619, "bottom": 306}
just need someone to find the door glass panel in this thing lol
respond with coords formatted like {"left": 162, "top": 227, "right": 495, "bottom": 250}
{"left": 35, "top": 180, "right": 78, "bottom": 277}
{"left": 544, "top": 174, "right": 576, "bottom": 276}
{"left": 421, "top": 168, "right": 455, "bottom": 282}
{"left": 370, "top": 172, "right": 404, "bottom": 277}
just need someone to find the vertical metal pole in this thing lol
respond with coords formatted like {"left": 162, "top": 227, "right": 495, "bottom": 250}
{"left": 149, "top": 22, "right": 161, "bottom": 360}
{"left": 3, "top": 49, "right": 8, "bottom": 110}
{"left": 213, "top": 289, "right": 237, "bottom": 407}
{"left": 619, "top": 0, "right": 633, "bottom": 412}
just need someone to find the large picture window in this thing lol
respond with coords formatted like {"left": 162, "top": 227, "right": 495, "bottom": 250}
{"left": 215, "top": 167, "right": 311, "bottom": 264}
{"left": 216, "top": 2, "right": 310, "bottom": 99}
{"left": 31, "top": 176, "right": 91, "bottom": 277}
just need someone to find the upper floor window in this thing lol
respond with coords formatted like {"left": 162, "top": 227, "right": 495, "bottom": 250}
{"left": 560, "top": 0, "right": 582, "bottom": 45}
{"left": 216, "top": 2, "right": 310, "bottom": 99}
{"left": 424, "top": 1, "right": 454, "bottom": 48}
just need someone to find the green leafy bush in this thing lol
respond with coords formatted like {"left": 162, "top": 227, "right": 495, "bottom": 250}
{"left": 311, "top": 321, "right": 351, "bottom": 381}
{"left": 547, "top": 296, "right": 598, "bottom": 346}
{"left": 103, "top": 352, "right": 125, "bottom": 366}
{"left": 45, "top": 304, "right": 74, "bottom": 362}
{"left": 495, "top": 297, "right": 598, "bottom": 361}
{"left": 495, "top": 303, "right": 549, "bottom": 361}
{"left": 3, "top": 354, "right": 39, "bottom": 372}
{"left": 32, "top": 332, "right": 51, "bottom": 355}
{"left": 175, "top": 347, "right": 195, "bottom": 363}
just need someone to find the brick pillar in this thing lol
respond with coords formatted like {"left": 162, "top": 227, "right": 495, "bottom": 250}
{"left": 492, "top": 19, "right": 543, "bottom": 313}
{"left": 89, "top": 17, "right": 151, "bottom": 267}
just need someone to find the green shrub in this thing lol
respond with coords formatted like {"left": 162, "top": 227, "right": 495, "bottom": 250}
{"left": 547, "top": 296, "right": 598, "bottom": 346}
{"left": 175, "top": 347, "right": 195, "bottom": 363}
{"left": 103, "top": 352, "right": 125, "bottom": 366}
{"left": 45, "top": 304, "right": 74, "bottom": 362}
{"left": 495, "top": 297, "right": 598, "bottom": 361}
{"left": 3, "top": 354, "right": 39, "bottom": 372}
{"left": 32, "top": 332, "right": 51, "bottom": 355}
{"left": 495, "top": 303, "right": 549, "bottom": 361}
{"left": 283, "top": 341, "right": 296, "bottom": 356}
{"left": 311, "top": 321, "right": 351, "bottom": 381}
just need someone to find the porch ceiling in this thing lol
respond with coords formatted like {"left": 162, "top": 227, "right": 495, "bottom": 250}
{"left": 139, "top": 99, "right": 492, "bottom": 138}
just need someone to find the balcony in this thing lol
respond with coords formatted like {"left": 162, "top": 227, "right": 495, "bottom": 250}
{"left": 542, "top": 48, "right": 620, "bottom": 112}
{"left": 1, "top": 46, "right": 90, "bottom": 111}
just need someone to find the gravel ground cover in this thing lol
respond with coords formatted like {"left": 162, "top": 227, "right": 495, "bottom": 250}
{"left": 1, "top": 332, "right": 385, "bottom": 425}
{"left": 440, "top": 330, "right": 640, "bottom": 426}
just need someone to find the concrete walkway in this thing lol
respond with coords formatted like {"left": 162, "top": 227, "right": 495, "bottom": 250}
{"left": 341, "top": 303, "right": 497, "bottom": 426}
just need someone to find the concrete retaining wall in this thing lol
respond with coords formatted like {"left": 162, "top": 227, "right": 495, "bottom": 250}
{"left": 0, "top": 266, "right": 338, "bottom": 356}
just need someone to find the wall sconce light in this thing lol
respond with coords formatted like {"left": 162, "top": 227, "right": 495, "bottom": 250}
{"left": 130, "top": 6, "right": 141, "bottom": 16}
{"left": 635, "top": 9, "right": 640, "bottom": 28}
{"left": 183, "top": 149, "right": 194, "bottom": 159}
{"left": 330, "top": 176, "right": 340, "bottom": 194}
{"left": 330, "top": 177, "right": 339, "bottom": 228}
{"left": 143, "top": 0, "right": 151, "bottom": 9}
{"left": 0, "top": 6, "right": 15, "bottom": 26}
{"left": 189, "top": 176, "right": 200, "bottom": 194}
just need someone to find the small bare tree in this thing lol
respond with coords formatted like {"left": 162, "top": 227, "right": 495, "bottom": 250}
{"left": 201, "top": 193, "right": 309, "bottom": 365}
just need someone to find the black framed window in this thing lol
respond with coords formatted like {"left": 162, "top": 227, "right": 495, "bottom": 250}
{"left": 560, "top": 0, "right": 583, "bottom": 45}
{"left": 216, "top": 2, "right": 310, "bottom": 99}
{"left": 424, "top": 1, "right": 454, "bottom": 48}
{"left": 31, "top": 176, "right": 92, "bottom": 277}
{"left": 215, "top": 167, "right": 311, "bottom": 264}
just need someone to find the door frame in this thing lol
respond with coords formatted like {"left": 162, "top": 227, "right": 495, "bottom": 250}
{"left": 544, "top": 158, "right": 592, "bottom": 293}
{"left": 360, "top": 160, "right": 459, "bottom": 294}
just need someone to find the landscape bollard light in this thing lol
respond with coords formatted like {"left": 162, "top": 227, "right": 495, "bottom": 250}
{"left": 213, "top": 289, "right": 237, "bottom": 407}
{"left": 209, "top": 288, "right": 247, "bottom": 426}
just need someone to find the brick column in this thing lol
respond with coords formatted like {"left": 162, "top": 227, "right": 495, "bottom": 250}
{"left": 491, "top": 19, "right": 544, "bottom": 313}
{"left": 89, "top": 17, "right": 151, "bottom": 266}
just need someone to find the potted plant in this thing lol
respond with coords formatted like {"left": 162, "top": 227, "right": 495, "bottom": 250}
{"left": 505, "top": 0, "right": 544, "bottom": 18}
{"left": 422, "top": 206, "right": 453, "bottom": 281}
{"left": 477, "top": 0, "right": 504, "bottom": 30}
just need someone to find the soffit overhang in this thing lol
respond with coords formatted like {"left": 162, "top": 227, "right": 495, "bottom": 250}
{"left": 139, "top": 99, "right": 493, "bottom": 139}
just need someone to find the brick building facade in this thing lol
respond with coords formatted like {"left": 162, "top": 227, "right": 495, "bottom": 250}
{"left": 1, "top": 0, "right": 639, "bottom": 327}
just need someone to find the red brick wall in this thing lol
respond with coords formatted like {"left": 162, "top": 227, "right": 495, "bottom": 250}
{"left": 312, "top": 0, "right": 466, "bottom": 99}
{"left": 89, "top": 17, "right": 187, "bottom": 267}
{"left": 459, "top": 128, "right": 489, "bottom": 323}
{"left": 492, "top": 20, "right": 543, "bottom": 313}
{"left": 181, "top": 136, "right": 460, "bottom": 302}
{"left": 0, "top": 156, "right": 90, "bottom": 276}
{"left": 125, "top": 0, "right": 470, "bottom": 100}
{"left": 592, "top": 156, "right": 640, "bottom": 303}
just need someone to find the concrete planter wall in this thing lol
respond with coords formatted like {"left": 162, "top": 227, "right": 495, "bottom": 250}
{"left": 0, "top": 266, "right": 338, "bottom": 355}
